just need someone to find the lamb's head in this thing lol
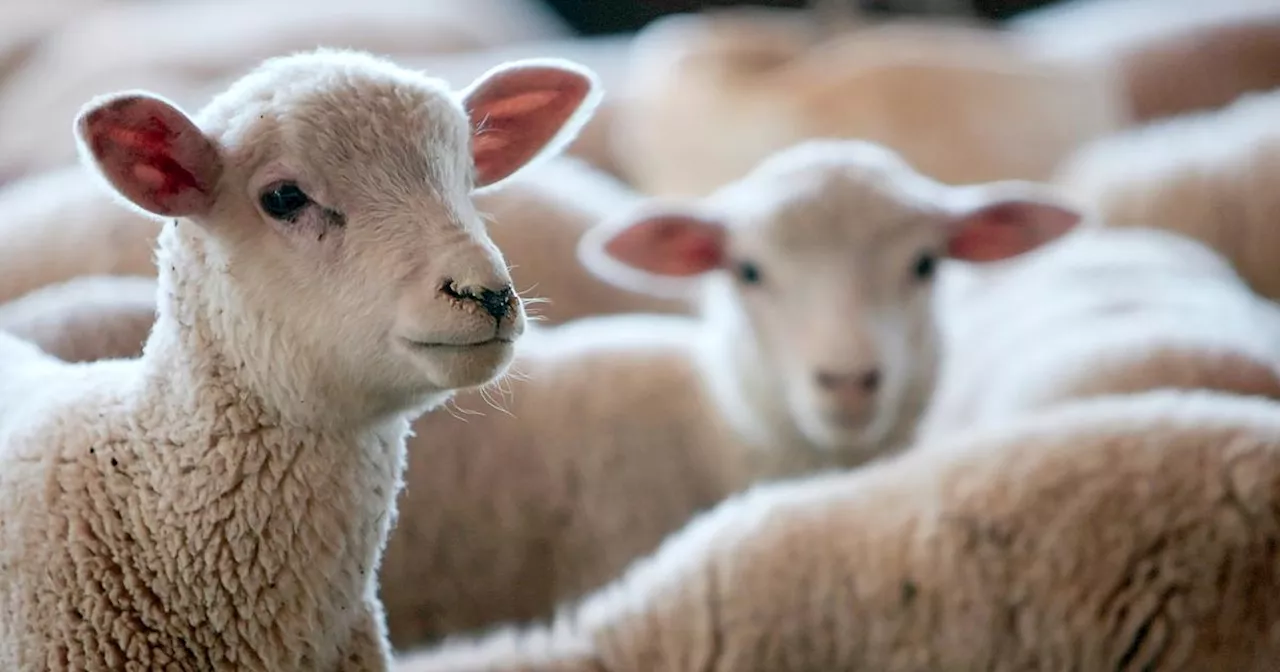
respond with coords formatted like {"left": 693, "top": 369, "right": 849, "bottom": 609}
{"left": 581, "top": 139, "right": 1079, "bottom": 460}
{"left": 72, "top": 49, "right": 599, "bottom": 417}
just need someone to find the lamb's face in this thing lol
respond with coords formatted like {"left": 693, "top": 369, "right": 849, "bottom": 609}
{"left": 74, "top": 50, "right": 599, "bottom": 406}
{"left": 709, "top": 149, "right": 950, "bottom": 450}
{"left": 582, "top": 139, "right": 1082, "bottom": 455}
{"left": 201, "top": 57, "right": 526, "bottom": 396}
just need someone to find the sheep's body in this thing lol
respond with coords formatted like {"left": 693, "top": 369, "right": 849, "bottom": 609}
{"left": 920, "top": 226, "right": 1280, "bottom": 439}
{"left": 0, "top": 45, "right": 600, "bottom": 669}
{"left": 0, "top": 165, "right": 160, "bottom": 305}
{"left": 1054, "top": 89, "right": 1280, "bottom": 303}
{"left": 380, "top": 314, "right": 748, "bottom": 648}
{"left": 613, "top": 9, "right": 1125, "bottom": 197}
{"left": 396, "top": 389, "right": 1280, "bottom": 671}
{"left": 0, "top": 325, "right": 413, "bottom": 669}
{"left": 0, "top": 275, "right": 155, "bottom": 362}
{"left": 0, "top": 157, "right": 686, "bottom": 322}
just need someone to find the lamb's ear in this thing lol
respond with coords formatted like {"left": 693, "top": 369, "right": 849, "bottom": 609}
{"left": 943, "top": 181, "right": 1082, "bottom": 263}
{"left": 578, "top": 206, "right": 727, "bottom": 298}
{"left": 462, "top": 59, "right": 602, "bottom": 189}
{"left": 74, "top": 92, "right": 223, "bottom": 219}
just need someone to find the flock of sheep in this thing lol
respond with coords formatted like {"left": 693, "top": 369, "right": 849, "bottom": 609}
{"left": 4, "top": 1, "right": 1280, "bottom": 670}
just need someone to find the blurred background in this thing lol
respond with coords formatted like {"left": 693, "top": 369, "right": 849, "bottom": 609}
{"left": 2, "top": 0, "right": 1280, "bottom": 199}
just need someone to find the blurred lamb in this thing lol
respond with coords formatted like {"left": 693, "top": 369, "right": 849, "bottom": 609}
{"left": 1053, "top": 88, "right": 1280, "bottom": 303}
{"left": 0, "top": 138, "right": 1082, "bottom": 651}
{"left": 918, "top": 224, "right": 1280, "bottom": 439}
{"left": 394, "top": 388, "right": 1280, "bottom": 672}
{"left": 376, "top": 138, "right": 1080, "bottom": 648}
{"left": 0, "top": 155, "right": 687, "bottom": 323}
{"left": 0, "top": 47, "right": 599, "bottom": 669}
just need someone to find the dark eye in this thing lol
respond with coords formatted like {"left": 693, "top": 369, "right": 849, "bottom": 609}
{"left": 737, "top": 261, "right": 763, "bottom": 285}
{"left": 912, "top": 252, "right": 937, "bottom": 281}
{"left": 259, "top": 182, "right": 311, "bottom": 222}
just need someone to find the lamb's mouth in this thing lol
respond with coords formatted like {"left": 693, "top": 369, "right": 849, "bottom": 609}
{"left": 402, "top": 337, "right": 513, "bottom": 350}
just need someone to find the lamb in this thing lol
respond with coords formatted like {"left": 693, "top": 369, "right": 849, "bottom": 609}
{"left": 917, "top": 224, "right": 1280, "bottom": 439}
{"left": 394, "top": 388, "right": 1280, "bottom": 672}
{"left": 0, "top": 274, "right": 155, "bottom": 363}
{"left": 1053, "top": 88, "right": 1280, "bottom": 303}
{"left": 0, "top": 47, "right": 600, "bottom": 670}
{"left": 0, "top": 155, "right": 688, "bottom": 323}
{"left": 373, "top": 138, "right": 1081, "bottom": 648}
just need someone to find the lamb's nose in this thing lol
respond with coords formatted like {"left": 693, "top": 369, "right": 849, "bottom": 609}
{"left": 442, "top": 280, "right": 516, "bottom": 321}
{"left": 477, "top": 286, "right": 515, "bottom": 320}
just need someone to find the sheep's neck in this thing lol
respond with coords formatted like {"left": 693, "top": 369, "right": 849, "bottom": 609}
{"left": 126, "top": 224, "right": 407, "bottom": 663}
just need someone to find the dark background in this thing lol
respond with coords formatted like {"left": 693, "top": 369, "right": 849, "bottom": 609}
{"left": 532, "top": 0, "right": 1065, "bottom": 36}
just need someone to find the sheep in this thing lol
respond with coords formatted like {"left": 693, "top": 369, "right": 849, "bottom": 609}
{"left": 394, "top": 388, "right": 1280, "bottom": 672}
{"left": 1011, "top": 0, "right": 1280, "bottom": 123}
{"left": 0, "top": 155, "right": 687, "bottom": 323}
{"left": 0, "top": 47, "right": 601, "bottom": 670}
{"left": 1053, "top": 88, "right": 1280, "bottom": 304}
{"left": 372, "top": 138, "right": 1082, "bottom": 649}
{"left": 610, "top": 6, "right": 1126, "bottom": 198}
{"left": 917, "top": 224, "right": 1280, "bottom": 440}
{"left": 0, "top": 275, "right": 156, "bottom": 363}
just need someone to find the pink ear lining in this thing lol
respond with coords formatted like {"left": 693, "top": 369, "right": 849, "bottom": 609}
{"left": 79, "top": 95, "right": 221, "bottom": 217}
{"left": 464, "top": 65, "right": 595, "bottom": 188}
{"left": 946, "top": 201, "right": 1080, "bottom": 263}
{"left": 601, "top": 214, "right": 727, "bottom": 277}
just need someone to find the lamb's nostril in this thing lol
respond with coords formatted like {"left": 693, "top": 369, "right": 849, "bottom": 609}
{"left": 477, "top": 286, "right": 515, "bottom": 321}
{"left": 860, "top": 369, "right": 881, "bottom": 392}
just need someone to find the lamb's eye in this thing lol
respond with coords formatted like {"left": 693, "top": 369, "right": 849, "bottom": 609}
{"left": 912, "top": 252, "right": 937, "bottom": 281}
{"left": 737, "top": 261, "right": 763, "bottom": 285}
{"left": 259, "top": 182, "right": 311, "bottom": 222}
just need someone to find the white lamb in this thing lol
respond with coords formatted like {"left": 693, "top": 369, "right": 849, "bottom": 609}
{"left": 394, "top": 388, "right": 1280, "bottom": 671}
{"left": 0, "top": 47, "right": 600, "bottom": 670}
{"left": 1053, "top": 87, "right": 1280, "bottom": 303}
{"left": 375, "top": 138, "right": 1080, "bottom": 648}
{"left": 0, "top": 155, "right": 687, "bottom": 323}
{"left": 918, "top": 224, "right": 1280, "bottom": 439}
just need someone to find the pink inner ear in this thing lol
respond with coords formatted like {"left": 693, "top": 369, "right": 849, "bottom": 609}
{"left": 602, "top": 214, "right": 726, "bottom": 277}
{"left": 946, "top": 200, "right": 1080, "bottom": 263}
{"left": 465, "top": 65, "right": 593, "bottom": 188}
{"left": 79, "top": 95, "right": 222, "bottom": 217}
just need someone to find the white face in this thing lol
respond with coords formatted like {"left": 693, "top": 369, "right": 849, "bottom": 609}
{"left": 76, "top": 50, "right": 599, "bottom": 412}
{"left": 718, "top": 208, "right": 945, "bottom": 449}
{"left": 583, "top": 139, "right": 1081, "bottom": 455}
{"left": 197, "top": 65, "right": 524, "bottom": 402}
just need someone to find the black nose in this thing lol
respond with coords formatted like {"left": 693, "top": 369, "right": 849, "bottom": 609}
{"left": 477, "top": 286, "right": 514, "bottom": 320}
{"left": 442, "top": 280, "right": 515, "bottom": 320}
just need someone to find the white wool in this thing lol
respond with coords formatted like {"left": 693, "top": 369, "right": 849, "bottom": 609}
{"left": 1054, "top": 88, "right": 1280, "bottom": 303}
{"left": 0, "top": 47, "right": 599, "bottom": 670}
{"left": 919, "top": 225, "right": 1280, "bottom": 440}
{"left": 0, "top": 275, "right": 156, "bottom": 363}
{"left": 611, "top": 8, "right": 1125, "bottom": 198}
{"left": 394, "top": 389, "right": 1280, "bottom": 671}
